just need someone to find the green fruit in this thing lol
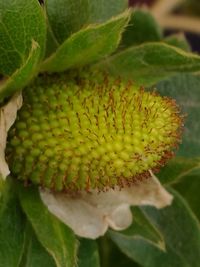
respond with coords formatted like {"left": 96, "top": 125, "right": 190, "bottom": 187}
{"left": 6, "top": 70, "right": 183, "bottom": 191}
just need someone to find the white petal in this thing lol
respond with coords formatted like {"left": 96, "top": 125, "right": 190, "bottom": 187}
{"left": 105, "top": 204, "right": 133, "bottom": 231}
{"left": 40, "top": 172, "right": 173, "bottom": 239}
{"left": 118, "top": 171, "right": 173, "bottom": 209}
{"left": 40, "top": 190, "right": 108, "bottom": 239}
{"left": 0, "top": 93, "right": 23, "bottom": 179}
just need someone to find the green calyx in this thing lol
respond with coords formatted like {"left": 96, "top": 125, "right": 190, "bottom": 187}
{"left": 6, "top": 70, "right": 183, "bottom": 191}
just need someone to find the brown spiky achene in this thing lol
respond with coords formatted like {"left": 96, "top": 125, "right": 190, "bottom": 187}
{"left": 6, "top": 70, "right": 183, "bottom": 192}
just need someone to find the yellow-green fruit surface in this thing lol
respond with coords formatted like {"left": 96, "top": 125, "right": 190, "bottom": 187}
{"left": 6, "top": 71, "right": 182, "bottom": 191}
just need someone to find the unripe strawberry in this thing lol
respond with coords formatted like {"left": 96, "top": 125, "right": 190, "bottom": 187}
{"left": 6, "top": 71, "right": 183, "bottom": 191}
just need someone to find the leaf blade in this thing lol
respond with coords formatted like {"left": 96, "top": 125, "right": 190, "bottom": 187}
{"left": 158, "top": 157, "right": 200, "bottom": 185}
{"left": 45, "top": 0, "right": 128, "bottom": 45}
{"left": 110, "top": 189, "right": 200, "bottom": 267}
{"left": 0, "top": 40, "right": 41, "bottom": 103}
{"left": 141, "top": 188, "right": 200, "bottom": 266}
{"left": 0, "top": 0, "right": 46, "bottom": 76}
{"left": 18, "top": 185, "right": 78, "bottom": 267}
{"left": 19, "top": 222, "right": 56, "bottom": 267}
{"left": 78, "top": 239, "right": 100, "bottom": 267}
{"left": 157, "top": 73, "right": 200, "bottom": 158}
{"left": 173, "top": 174, "right": 200, "bottom": 221}
{"left": 40, "top": 11, "right": 130, "bottom": 73}
{"left": 0, "top": 179, "right": 26, "bottom": 267}
{"left": 98, "top": 42, "right": 200, "bottom": 86}
{"left": 120, "top": 9, "right": 162, "bottom": 49}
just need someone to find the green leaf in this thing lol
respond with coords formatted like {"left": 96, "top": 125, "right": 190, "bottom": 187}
{"left": 157, "top": 73, "right": 200, "bottom": 158}
{"left": 0, "top": 0, "right": 46, "bottom": 76}
{"left": 19, "top": 222, "right": 56, "bottom": 267}
{"left": 18, "top": 185, "right": 78, "bottom": 267}
{"left": 120, "top": 9, "right": 162, "bottom": 49}
{"left": 78, "top": 239, "right": 100, "bottom": 267}
{"left": 98, "top": 235, "right": 140, "bottom": 267}
{"left": 111, "top": 234, "right": 186, "bottom": 267}
{"left": 155, "top": 74, "right": 200, "bottom": 221}
{"left": 98, "top": 43, "right": 200, "bottom": 86}
{"left": 154, "top": 73, "right": 200, "bottom": 205}
{"left": 110, "top": 189, "right": 200, "bottom": 267}
{"left": 45, "top": 0, "right": 128, "bottom": 45}
{"left": 40, "top": 11, "right": 130, "bottom": 73}
{"left": 141, "top": 189, "right": 200, "bottom": 266}
{"left": 123, "top": 207, "right": 162, "bottom": 244}
{"left": 119, "top": 10, "right": 190, "bottom": 53}
{"left": 0, "top": 179, "right": 26, "bottom": 267}
{"left": 173, "top": 174, "right": 200, "bottom": 221}
{"left": 0, "top": 40, "right": 40, "bottom": 103}
{"left": 158, "top": 157, "right": 200, "bottom": 185}
{"left": 164, "top": 34, "right": 191, "bottom": 52}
